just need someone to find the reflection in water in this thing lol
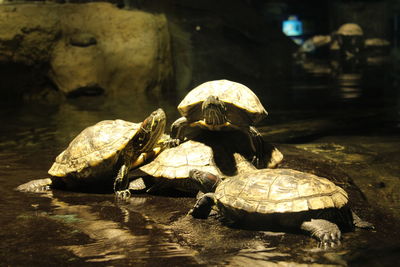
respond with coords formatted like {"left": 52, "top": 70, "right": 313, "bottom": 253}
{"left": 1, "top": 54, "right": 399, "bottom": 265}
{"left": 337, "top": 73, "right": 362, "bottom": 99}
{"left": 33, "top": 193, "right": 199, "bottom": 264}
{"left": 225, "top": 244, "right": 293, "bottom": 266}
{"left": 293, "top": 56, "right": 367, "bottom": 104}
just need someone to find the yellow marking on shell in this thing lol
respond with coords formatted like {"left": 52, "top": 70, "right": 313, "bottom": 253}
{"left": 291, "top": 199, "right": 309, "bottom": 212}
{"left": 321, "top": 196, "right": 335, "bottom": 208}
{"left": 162, "top": 167, "right": 176, "bottom": 179}
{"left": 307, "top": 196, "right": 326, "bottom": 210}
{"left": 256, "top": 204, "right": 269, "bottom": 214}
{"left": 174, "top": 167, "right": 190, "bottom": 179}
{"left": 274, "top": 200, "right": 293, "bottom": 213}
{"left": 332, "top": 187, "right": 349, "bottom": 208}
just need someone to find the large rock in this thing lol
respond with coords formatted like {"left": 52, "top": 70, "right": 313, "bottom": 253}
{"left": 0, "top": 2, "right": 173, "bottom": 97}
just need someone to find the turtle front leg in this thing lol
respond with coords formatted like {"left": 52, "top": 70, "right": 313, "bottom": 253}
{"left": 114, "top": 164, "right": 131, "bottom": 200}
{"left": 16, "top": 178, "right": 53, "bottom": 193}
{"left": 170, "top": 117, "right": 189, "bottom": 145}
{"left": 301, "top": 219, "right": 342, "bottom": 246}
{"left": 188, "top": 192, "right": 215, "bottom": 219}
{"left": 246, "top": 126, "right": 266, "bottom": 169}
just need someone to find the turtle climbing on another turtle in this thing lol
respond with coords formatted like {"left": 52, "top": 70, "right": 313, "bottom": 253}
{"left": 16, "top": 108, "right": 168, "bottom": 199}
{"left": 170, "top": 80, "right": 268, "bottom": 169}
{"left": 128, "top": 131, "right": 283, "bottom": 195}
{"left": 188, "top": 168, "right": 373, "bottom": 245}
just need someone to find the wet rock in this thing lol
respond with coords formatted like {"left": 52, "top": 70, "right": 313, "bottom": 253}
{"left": 0, "top": 3, "right": 173, "bottom": 98}
{"left": 286, "top": 135, "right": 400, "bottom": 222}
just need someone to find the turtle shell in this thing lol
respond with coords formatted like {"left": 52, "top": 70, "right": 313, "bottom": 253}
{"left": 139, "top": 140, "right": 256, "bottom": 180}
{"left": 178, "top": 80, "right": 267, "bottom": 125}
{"left": 337, "top": 23, "right": 363, "bottom": 36}
{"left": 215, "top": 168, "right": 348, "bottom": 214}
{"left": 49, "top": 119, "right": 140, "bottom": 178}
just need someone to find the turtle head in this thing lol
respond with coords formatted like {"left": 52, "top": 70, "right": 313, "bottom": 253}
{"left": 201, "top": 96, "right": 227, "bottom": 126}
{"left": 135, "top": 108, "right": 166, "bottom": 152}
{"left": 189, "top": 169, "right": 222, "bottom": 193}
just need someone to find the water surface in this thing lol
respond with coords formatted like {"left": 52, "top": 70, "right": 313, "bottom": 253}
{"left": 1, "top": 59, "right": 399, "bottom": 265}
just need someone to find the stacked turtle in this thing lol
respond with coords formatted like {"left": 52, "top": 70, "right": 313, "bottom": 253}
{"left": 16, "top": 79, "right": 373, "bottom": 245}
{"left": 128, "top": 79, "right": 283, "bottom": 195}
{"left": 170, "top": 79, "right": 269, "bottom": 169}
{"left": 152, "top": 79, "right": 372, "bottom": 245}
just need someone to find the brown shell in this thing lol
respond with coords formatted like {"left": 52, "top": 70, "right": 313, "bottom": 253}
{"left": 215, "top": 168, "right": 348, "bottom": 214}
{"left": 49, "top": 120, "right": 140, "bottom": 177}
{"left": 139, "top": 140, "right": 256, "bottom": 180}
{"left": 178, "top": 80, "right": 267, "bottom": 124}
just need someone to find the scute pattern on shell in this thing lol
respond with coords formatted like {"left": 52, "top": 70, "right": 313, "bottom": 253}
{"left": 215, "top": 169, "right": 348, "bottom": 214}
{"left": 139, "top": 139, "right": 257, "bottom": 180}
{"left": 140, "top": 140, "right": 221, "bottom": 179}
{"left": 49, "top": 120, "right": 140, "bottom": 177}
{"left": 178, "top": 80, "right": 267, "bottom": 124}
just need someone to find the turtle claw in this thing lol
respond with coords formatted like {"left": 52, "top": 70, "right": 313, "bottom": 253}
{"left": 115, "top": 189, "right": 131, "bottom": 201}
{"left": 318, "top": 238, "right": 341, "bottom": 249}
{"left": 165, "top": 138, "right": 181, "bottom": 148}
{"left": 313, "top": 227, "right": 342, "bottom": 248}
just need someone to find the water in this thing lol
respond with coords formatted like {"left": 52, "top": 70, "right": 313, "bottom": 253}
{"left": 1, "top": 58, "right": 400, "bottom": 266}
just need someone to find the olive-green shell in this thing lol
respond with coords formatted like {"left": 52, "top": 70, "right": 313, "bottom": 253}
{"left": 215, "top": 168, "right": 348, "bottom": 214}
{"left": 139, "top": 140, "right": 255, "bottom": 180}
{"left": 178, "top": 80, "right": 267, "bottom": 124}
{"left": 49, "top": 119, "right": 140, "bottom": 177}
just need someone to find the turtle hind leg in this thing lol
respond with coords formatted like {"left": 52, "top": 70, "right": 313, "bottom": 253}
{"left": 15, "top": 178, "right": 53, "bottom": 193}
{"left": 352, "top": 210, "right": 375, "bottom": 229}
{"left": 301, "top": 219, "right": 342, "bottom": 245}
{"left": 188, "top": 192, "right": 215, "bottom": 219}
{"left": 128, "top": 178, "right": 148, "bottom": 192}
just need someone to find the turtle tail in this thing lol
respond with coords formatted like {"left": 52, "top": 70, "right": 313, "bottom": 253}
{"left": 352, "top": 210, "right": 375, "bottom": 229}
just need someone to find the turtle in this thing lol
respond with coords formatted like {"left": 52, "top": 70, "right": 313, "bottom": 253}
{"left": 336, "top": 23, "right": 364, "bottom": 36}
{"left": 16, "top": 108, "right": 168, "bottom": 199}
{"left": 332, "top": 23, "right": 365, "bottom": 58}
{"left": 129, "top": 130, "right": 283, "bottom": 195}
{"left": 188, "top": 168, "right": 373, "bottom": 245}
{"left": 170, "top": 79, "right": 268, "bottom": 169}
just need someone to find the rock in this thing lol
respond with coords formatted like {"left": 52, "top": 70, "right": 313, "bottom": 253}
{"left": 0, "top": 4, "right": 59, "bottom": 65}
{"left": 0, "top": 3, "right": 173, "bottom": 98}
